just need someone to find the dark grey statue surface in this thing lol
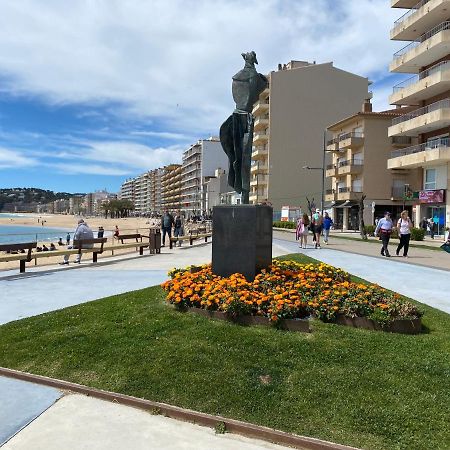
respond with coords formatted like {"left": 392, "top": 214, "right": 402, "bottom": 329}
{"left": 220, "top": 52, "right": 268, "bottom": 204}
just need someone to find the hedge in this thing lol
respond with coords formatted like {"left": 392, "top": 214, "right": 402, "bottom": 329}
{"left": 273, "top": 221, "right": 296, "bottom": 229}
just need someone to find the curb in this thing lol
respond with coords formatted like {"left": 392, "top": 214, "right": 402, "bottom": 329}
{"left": 0, "top": 367, "right": 359, "bottom": 450}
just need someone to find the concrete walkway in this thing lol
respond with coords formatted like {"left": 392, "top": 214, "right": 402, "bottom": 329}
{"left": 3, "top": 393, "right": 292, "bottom": 450}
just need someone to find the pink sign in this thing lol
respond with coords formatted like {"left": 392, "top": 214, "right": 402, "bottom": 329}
{"left": 419, "top": 190, "right": 445, "bottom": 204}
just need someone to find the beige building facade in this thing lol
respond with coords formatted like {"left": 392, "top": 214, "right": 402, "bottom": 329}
{"left": 388, "top": 0, "right": 450, "bottom": 233}
{"left": 249, "top": 61, "right": 371, "bottom": 216}
{"left": 161, "top": 164, "right": 182, "bottom": 211}
{"left": 326, "top": 102, "right": 421, "bottom": 229}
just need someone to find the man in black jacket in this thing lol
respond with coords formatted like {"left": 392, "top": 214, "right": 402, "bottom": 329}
{"left": 161, "top": 210, "right": 174, "bottom": 247}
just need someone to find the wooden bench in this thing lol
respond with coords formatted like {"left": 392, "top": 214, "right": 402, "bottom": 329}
{"left": 118, "top": 234, "right": 149, "bottom": 255}
{"left": 0, "top": 242, "right": 37, "bottom": 273}
{"left": 169, "top": 229, "right": 212, "bottom": 249}
{"left": 72, "top": 238, "right": 108, "bottom": 263}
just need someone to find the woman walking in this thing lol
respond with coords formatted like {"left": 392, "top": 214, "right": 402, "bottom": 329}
{"left": 396, "top": 210, "right": 413, "bottom": 258}
{"left": 311, "top": 208, "right": 323, "bottom": 249}
{"left": 296, "top": 213, "right": 310, "bottom": 249}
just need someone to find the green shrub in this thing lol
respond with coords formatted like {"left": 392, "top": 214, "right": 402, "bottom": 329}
{"left": 364, "top": 225, "right": 376, "bottom": 236}
{"left": 273, "top": 221, "right": 296, "bottom": 229}
{"left": 411, "top": 227, "right": 425, "bottom": 241}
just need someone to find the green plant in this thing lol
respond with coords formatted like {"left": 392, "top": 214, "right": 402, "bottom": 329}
{"left": 215, "top": 421, "right": 227, "bottom": 434}
{"left": 411, "top": 227, "right": 425, "bottom": 241}
{"left": 273, "top": 221, "right": 296, "bottom": 229}
{"left": 364, "top": 225, "right": 376, "bottom": 236}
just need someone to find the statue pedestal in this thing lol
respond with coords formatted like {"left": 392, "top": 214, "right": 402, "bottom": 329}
{"left": 212, "top": 205, "right": 272, "bottom": 281}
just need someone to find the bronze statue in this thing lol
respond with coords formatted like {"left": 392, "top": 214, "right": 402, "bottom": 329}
{"left": 220, "top": 52, "right": 268, "bottom": 204}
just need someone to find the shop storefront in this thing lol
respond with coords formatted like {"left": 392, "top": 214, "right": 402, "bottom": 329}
{"left": 417, "top": 189, "right": 446, "bottom": 235}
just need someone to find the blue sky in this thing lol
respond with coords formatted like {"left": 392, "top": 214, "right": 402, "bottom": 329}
{"left": 0, "top": 0, "right": 410, "bottom": 193}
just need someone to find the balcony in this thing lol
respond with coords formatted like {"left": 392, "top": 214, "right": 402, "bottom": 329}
{"left": 251, "top": 146, "right": 268, "bottom": 160}
{"left": 326, "top": 138, "right": 339, "bottom": 152}
{"left": 338, "top": 132, "right": 364, "bottom": 149}
{"left": 251, "top": 161, "right": 269, "bottom": 174}
{"left": 254, "top": 117, "right": 269, "bottom": 131}
{"left": 391, "top": 136, "right": 414, "bottom": 147}
{"left": 390, "top": 21, "right": 450, "bottom": 73}
{"left": 252, "top": 99, "right": 269, "bottom": 115}
{"left": 392, "top": 0, "right": 418, "bottom": 7}
{"left": 253, "top": 132, "right": 269, "bottom": 145}
{"left": 390, "top": 60, "right": 450, "bottom": 105}
{"left": 250, "top": 175, "right": 268, "bottom": 187}
{"left": 388, "top": 98, "right": 450, "bottom": 136}
{"left": 337, "top": 187, "right": 364, "bottom": 201}
{"left": 391, "top": 0, "right": 450, "bottom": 41}
{"left": 388, "top": 137, "right": 450, "bottom": 168}
{"left": 325, "top": 164, "right": 338, "bottom": 177}
{"left": 337, "top": 160, "right": 364, "bottom": 176}
{"left": 325, "top": 189, "right": 337, "bottom": 202}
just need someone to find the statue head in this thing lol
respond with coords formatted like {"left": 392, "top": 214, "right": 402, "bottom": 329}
{"left": 241, "top": 51, "right": 258, "bottom": 66}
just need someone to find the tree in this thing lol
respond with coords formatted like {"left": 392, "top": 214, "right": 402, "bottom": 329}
{"left": 305, "top": 197, "right": 316, "bottom": 218}
{"left": 359, "top": 194, "right": 367, "bottom": 240}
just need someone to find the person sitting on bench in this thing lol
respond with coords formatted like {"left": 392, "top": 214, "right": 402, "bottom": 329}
{"left": 60, "top": 219, "right": 94, "bottom": 265}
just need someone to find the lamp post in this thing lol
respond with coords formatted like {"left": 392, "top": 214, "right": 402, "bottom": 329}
{"left": 302, "top": 131, "right": 326, "bottom": 215}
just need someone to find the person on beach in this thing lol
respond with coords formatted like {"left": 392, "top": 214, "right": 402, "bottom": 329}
{"left": 60, "top": 219, "right": 94, "bottom": 265}
{"left": 50, "top": 243, "right": 57, "bottom": 251}
{"left": 173, "top": 211, "right": 184, "bottom": 247}
{"left": 66, "top": 232, "right": 71, "bottom": 246}
{"left": 311, "top": 208, "right": 323, "bottom": 249}
{"left": 296, "top": 213, "right": 310, "bottom": 249}
{"left": 161, "top": 210, "right": 174, "bottom": 247}
{"left": 42, "top": 244, "right": 49, "bottom": 251}
{"left": 375, "top": 211, "right": 393, "bottom": 257}
{"left": 113, "top": 225, "right": 120, "bottom": 239}
{"left": 58, "top": 237, "right": 64, "bottom": 246}
{"left": 97, "top": 226, "right": 104, "bottom": 238}
{"left": 396, "top": 210, "right": 413, "bottom": 258}
{"left": 322, "top": 212, "right": 333, "bottom": 245}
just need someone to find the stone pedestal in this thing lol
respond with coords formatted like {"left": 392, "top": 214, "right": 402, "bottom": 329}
{"left": 212, "top": 205, "right": 272, "bottom": 280}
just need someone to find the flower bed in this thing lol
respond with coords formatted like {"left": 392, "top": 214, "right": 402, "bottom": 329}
{"left": 161, "top": 260, "right": 422, "bottom": 333}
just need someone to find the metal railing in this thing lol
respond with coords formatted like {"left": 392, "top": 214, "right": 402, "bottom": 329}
{"left": 326, "top": 137, "right": 338, "bottom": 146}
{"left": 326, "top": 189, "right": 335, "bottom": 195}
{"left": 393, "top": 0, "right": 431, "bottom": 28}
{"left": 338, "top": 131, "right": 364, "bottom": 141}
{"left": 391, "top": 137, "right": 449, "bottom": 157}
{"left": 393, "top": 60, "right": 450, "bottom": 93}
{"left": 391, "top": 136, "right": 413, "bottom": 145}
{"left": 326, "top": 164, "right": 335, "bottom": 170}
{"left": 392, "top": 98, "right": 450, "bottom": 125}
{"left": 393, "top": 21, "right": 450, "bottom": 61}
{"left": 338, "top": 187, "right": 351, "bottom": 193}
{"left": 338, "top": 159, "right": 364, "bottom": 168}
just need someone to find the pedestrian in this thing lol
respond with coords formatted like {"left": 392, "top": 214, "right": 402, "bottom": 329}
{"left": 173, "top": 211, "right": 185, "bottom": 247}
{"left": 60, "top": 219, "right": 94, "bottom": 265}
{"left": 375, "top": 211, "right": 394, "bottom": 257}
{"left": 322, "top": 212, "right": 333, "bottom": 244}
{"left": 429, "top": 218, "right": 436, "bottom": 239}
{"left": 311, "top": 208, "right": 323, "bottom": 249}
{"left": 161, "top": 210, "right": 174, "bottom": 247}
{"left": 296, "top": 213, "right": 310, "bottom": 249}
{"left": 396, "top": 210, "right": 413, "bottom": 258}
{"left": 113, "top": 225, "right": 120, "bottom": 239}
{"left": 97, "top": 226, "right": 104, "bottom": 238}
{"left": 66, "top": 232, "right": 71, "bottom": 246}
{"left": 420, "top": 217, "right": 428, "bottom": 238}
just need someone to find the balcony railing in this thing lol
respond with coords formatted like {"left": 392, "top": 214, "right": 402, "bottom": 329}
{"left": 393, "top": 0, "right": 431, "bottom": 28}
{"left": 327, "top": 137, "right": 339, "bottom": 146}
{"left": 391, "top": 136, "right": 413, "bottom": 145}
{"left": 392, "top": 98, "right": 450, "bottom": 125}
{"left": 326, "top": 189, "right": 335, "bottom": 195}
{"left": 338, "top": 187, "right": 350, "bottom": 193}
{"left": 392, "top": 60, "right": 450, "bottom": 93}
{"left": 393, "top": 21, "right": 450, "bottom": 61}
{"left": 392, "top": 186, "right": 410, "bottom": 198}
{"left": 391, "top": 137, "right": 449, "bottom": 157}
{"left": 338, "top": 159, "right": 364, "bottom": 168}
{"left": 338, "top": 131, "right": 364, "bottom": 141}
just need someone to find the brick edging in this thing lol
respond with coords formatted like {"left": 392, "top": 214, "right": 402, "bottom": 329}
{"left": 0, "top": 367, "right": 359, "bottom": 450}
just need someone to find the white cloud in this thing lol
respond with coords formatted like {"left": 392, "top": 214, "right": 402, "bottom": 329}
{"left": 0, "top": 147, "right": 37, "bottom": 169}
{"left": 0, "top": 0, "right": 401, "bottom": 133}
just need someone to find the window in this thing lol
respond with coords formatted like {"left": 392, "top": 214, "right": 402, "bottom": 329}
{"left": 424, "top": 168, "right": 436, "bottom": 190}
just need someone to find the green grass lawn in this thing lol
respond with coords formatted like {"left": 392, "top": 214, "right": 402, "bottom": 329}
{"left": 0, "top": 254, "right": 449, "bottom": 450}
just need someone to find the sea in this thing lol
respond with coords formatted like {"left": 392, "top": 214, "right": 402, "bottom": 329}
{"left": 0, "top": 214, "right": 70, "bottom": 244}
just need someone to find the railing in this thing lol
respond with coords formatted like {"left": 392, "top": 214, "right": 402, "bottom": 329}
{"left": 338, "top": 187, "right": 350, "bottom": 193}
{"left": 338, "top": 131, "right": 364, "bottom": 141}
{"left": 393, "top": 0, "right": 431, "bottom": 28}
{"left": 326, "top": 138, "right": 338, "bottom": 146}
{"left": 391, "top": 137, "right": 449, "bottom": 157}
{"left": 393, "top": 60, "right": 450, "bottom": 93}
{"left": 338, "top": 159, "right": 364, "bottom": 168}
{"left": 326, "top": 189, "right": 335, "bottom": 195}
{"left": 391, "top": 136, "right": 413, "bottom": 145}
{"left": 391, "top": 186, "right": 408, "bottom": 198}
{"left": 392, "top": 98, "right": 450, "bottom": 125}
{"left": 326, "top": 164, "right": 335, "bottom": 170}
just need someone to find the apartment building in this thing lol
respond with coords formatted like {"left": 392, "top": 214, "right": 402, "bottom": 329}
{"left": 249, "top": 60, "right": 371, "bottom": 214}
{"left": 181, "top": 138, "right": 228, "bottom": 216}
{"left": 326, "top": 101, "right": 421, "bottom": 229}
{"left": 161, "top": 164, "right": 182, "bottom": 211}
{"left": 120, "top": 179, "right": 136, "bottom": 205}
{"left": 388, "top": 0, "right": 450, "bottom": 233}
{"left": 85, "top": 190, "right": 115, "bottom": 215}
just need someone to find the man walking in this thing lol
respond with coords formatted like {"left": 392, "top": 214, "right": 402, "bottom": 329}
{"left": 375, "top": 211, "right": 393, "bottom": 257}
{"left": 161, "top": 210, "right": 174, "bottom": 247}
{"left": 322, "top": 212, "right": 333, "bottom": 244}
{"left": 60, "top": 219, "right": 94, "bottom": 265}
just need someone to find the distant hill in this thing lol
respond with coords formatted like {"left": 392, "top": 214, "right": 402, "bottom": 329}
{"left": 0, "top": 188, "right": 86, "bottom": 211}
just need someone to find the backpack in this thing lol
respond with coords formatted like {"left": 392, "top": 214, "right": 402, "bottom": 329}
{"left": 175, "top": 216, "right": 182, "bottom": 228}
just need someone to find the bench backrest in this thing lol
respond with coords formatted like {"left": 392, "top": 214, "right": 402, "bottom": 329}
{"left": 118, "top": 234, "right": 141, "bottom": 243}
{"left": 73, "top": 238, "right": 107, "bottom": 252}
{"left": 0, "top": 241, "right": 37, "bottom": 262}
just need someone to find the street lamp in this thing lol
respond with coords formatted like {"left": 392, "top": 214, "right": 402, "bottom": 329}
{"left": 302, "top": 131, "right": 326, "bottom": 215}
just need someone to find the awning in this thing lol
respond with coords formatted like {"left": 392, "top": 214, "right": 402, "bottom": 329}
{"left": 337, "top": 200, "right": 359, "bottom": 208}
{"left": 325, "top": 200, "right": 345, "bottom": 208}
